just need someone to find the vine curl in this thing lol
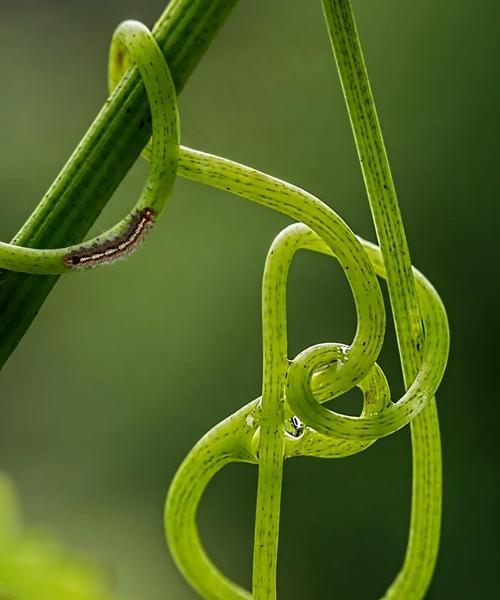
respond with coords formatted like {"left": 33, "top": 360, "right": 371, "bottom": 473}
{"left": 1, "top": 2, "right": 450, "bottom": 600}
{"left": 0, "top": 20, "right": 179, "bottom": 274}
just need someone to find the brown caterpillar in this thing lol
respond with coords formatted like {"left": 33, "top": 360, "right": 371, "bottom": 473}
{"left": 63, "top": 207, "right": 155, "bottom": 269}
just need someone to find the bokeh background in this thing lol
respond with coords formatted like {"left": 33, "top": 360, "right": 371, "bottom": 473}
{"left": 0, "top": 0, "right": 498, "bottom": 598}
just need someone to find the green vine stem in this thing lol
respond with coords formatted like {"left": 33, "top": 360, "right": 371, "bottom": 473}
{"left": 0, "top": 2, "right": 450, "bottom": 599}
{"left": 165, "top": 148, "right": 449, "bottom": 599}
{"left": 0, "top": 0, "right": 238, "bottom": 366}
{"left": 0, "top": 20, "right": 179, "bottom": 274}
{"left": 321, "top": 0, "right": 444, "bottom": 596}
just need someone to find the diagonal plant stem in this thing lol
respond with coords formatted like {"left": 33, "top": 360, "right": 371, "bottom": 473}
{"left": 0, "top": 0, "right": 239, "bottom": 368}
{"left": 321, "top": 0, "right": 443, "bottom": 597}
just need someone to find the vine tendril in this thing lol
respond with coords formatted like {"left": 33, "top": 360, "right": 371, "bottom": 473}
{"left": 165, "top": 157, "right": 449, "bottom": 600}
{"left": 1, "top": 2, "right": 449, "bottom": 599}
{"left": 0, "top": 20, "right": 179, "bottom": 274}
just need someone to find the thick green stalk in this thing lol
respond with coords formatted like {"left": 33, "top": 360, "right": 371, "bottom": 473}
{"left": 0, "top": 0, "right": 239, "bottom": 366}
{"left": 321, "top": 1, "right": 442, "bottom": 597}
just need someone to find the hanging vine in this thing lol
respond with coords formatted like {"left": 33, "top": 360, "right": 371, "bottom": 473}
{"left": 0, "top": 1, "right": 449, "bottom": 599}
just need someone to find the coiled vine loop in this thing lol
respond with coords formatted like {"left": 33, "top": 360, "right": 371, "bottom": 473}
{"left": 2, "top": 1, "right": 450, "bottom": 599}
{"left": 0, "top": 19, "right": 179, "bottom": 274}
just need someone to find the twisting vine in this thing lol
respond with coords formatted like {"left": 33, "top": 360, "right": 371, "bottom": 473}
{"left": 0, "top": 20, "right": 178, "bottom": 273}
{"left": 0, "top": 1, "right": 449, "bottom": 599}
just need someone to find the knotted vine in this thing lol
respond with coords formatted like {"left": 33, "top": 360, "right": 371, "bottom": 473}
{"left": 0, "top": 1, "right": 449, "bottom": 599}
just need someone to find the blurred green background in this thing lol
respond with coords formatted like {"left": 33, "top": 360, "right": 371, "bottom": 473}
{"left": 0, "top": 0, "right": 498, "bottom": 598}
